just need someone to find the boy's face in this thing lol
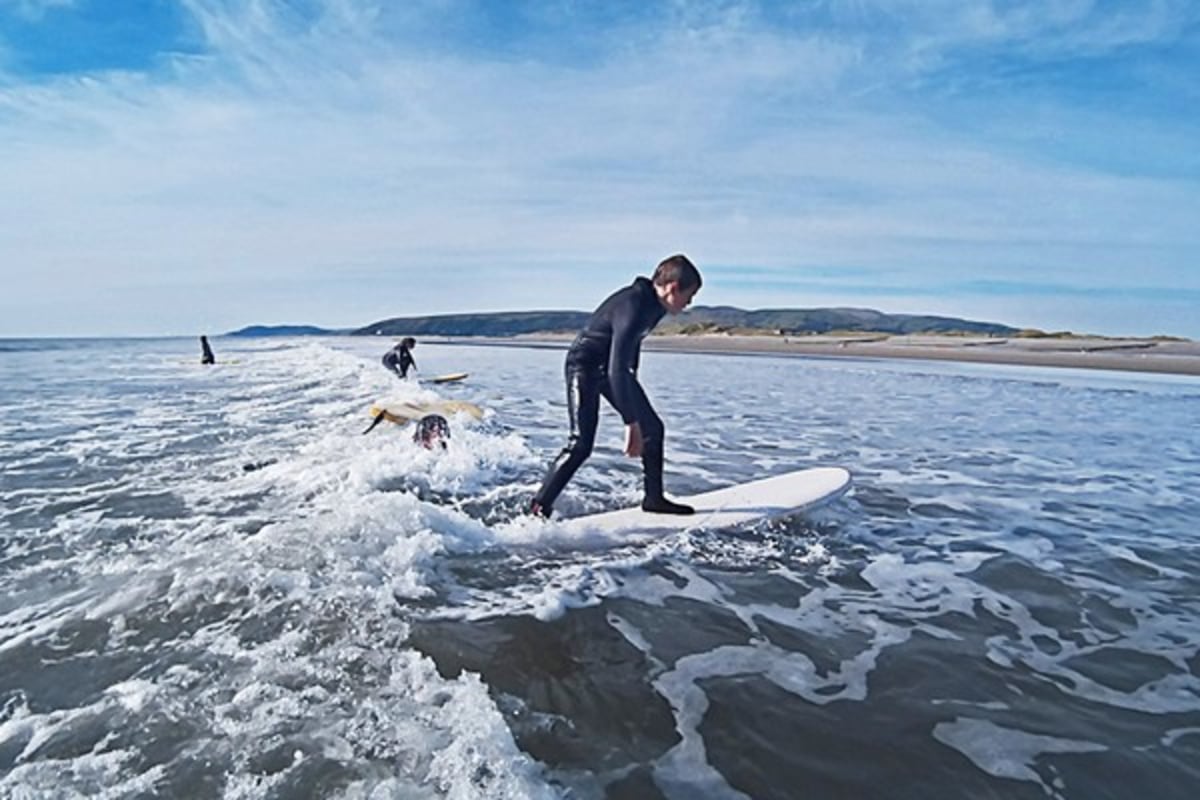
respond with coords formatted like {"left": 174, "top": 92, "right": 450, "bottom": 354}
{"left": 662, "top": 281, "right": 699, "bottom": 314}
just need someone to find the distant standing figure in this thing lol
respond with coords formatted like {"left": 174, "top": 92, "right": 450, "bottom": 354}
{"left": 200, "top": 335, "right": 215, "bottom": 365}
{"left": 382, "top": 337, "right": 416, "bottom": 379}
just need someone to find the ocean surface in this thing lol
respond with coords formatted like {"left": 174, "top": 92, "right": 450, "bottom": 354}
{"left": 2, "top": 335, "right": 1199, "bottom": 800}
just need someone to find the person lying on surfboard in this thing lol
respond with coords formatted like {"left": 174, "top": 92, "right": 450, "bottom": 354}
{"left": 382, "top": 337, "right": 417, "bottom": 379}
{"left": 361, "top": 410, "right": 452, "bottom": 448}
{"left": 531, "top": 254, "right": 702, "bottom": 518}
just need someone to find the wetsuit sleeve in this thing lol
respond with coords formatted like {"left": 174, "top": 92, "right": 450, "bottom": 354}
{"left": 607, "top": 304, "right": 645, "bottom": 425}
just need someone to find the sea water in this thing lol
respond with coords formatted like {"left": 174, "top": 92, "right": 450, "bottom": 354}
{"left": 1, "top": 336, "right": 1198, "bottom": 799}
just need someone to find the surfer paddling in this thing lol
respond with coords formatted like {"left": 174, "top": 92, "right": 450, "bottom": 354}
{"left": 382, "top": 337, "right": 417, "bottom": 379}
{"left": 361, "top": 409, "right": 452, "bottom": 449}
{"left": 531, "top": 254, "right": 702, "bottom": 518}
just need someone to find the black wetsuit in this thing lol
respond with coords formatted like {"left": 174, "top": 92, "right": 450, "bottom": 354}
{"left": 534, "top": 276, "right": 681, "bottom": 513}
{"left": 200, "top": 336, "right": 215, "bottom": 365}
{"left": 382, "top": 345, "right": 415, "bottom": 378}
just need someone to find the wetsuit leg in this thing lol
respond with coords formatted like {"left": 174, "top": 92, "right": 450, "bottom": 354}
{"left": 533, "top": 364, "right": 604, "bottom": 513}
{"left": 627, "top": 383, "right": 693, "bottom": 514}
{"left": 623, "top": 382, "right": 667, "bottom": 501}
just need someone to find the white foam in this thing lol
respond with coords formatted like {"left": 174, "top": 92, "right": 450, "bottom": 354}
{"left": 933, "top": 717, "right": 1105, "bottom": 786}
{"left": 1162, "top": 726, "right": 1200, "bottom": 746}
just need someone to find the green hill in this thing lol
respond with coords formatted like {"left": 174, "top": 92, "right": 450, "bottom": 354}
{"left": 225, "top": 324, "right": 340, "bottom": 337}
{"left": 355, "top": 307, "right": 1017, "bottom": 337}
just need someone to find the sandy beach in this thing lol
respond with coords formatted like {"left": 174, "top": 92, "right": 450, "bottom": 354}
{"left": 436, "top": 332, "right": 1200, "bottom": 377}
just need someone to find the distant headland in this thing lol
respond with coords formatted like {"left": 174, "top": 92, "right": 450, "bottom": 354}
{"left": 226, "top": 307, "right": 1023, "bottom": 338}
{"left": 225, "top": 324, "right": 346, "bottom": 337}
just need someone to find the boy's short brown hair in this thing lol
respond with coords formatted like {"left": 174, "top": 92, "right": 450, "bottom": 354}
{"left": 652, "top": 254, "right": 702, "bottom": 291}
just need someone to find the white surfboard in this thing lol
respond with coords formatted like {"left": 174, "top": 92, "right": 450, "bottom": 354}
{"left": 562, "top": 467, "right": 851, "bottom": 536}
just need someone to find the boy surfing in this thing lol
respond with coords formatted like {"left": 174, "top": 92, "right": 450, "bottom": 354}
{"left": 531, "top": 255, "right": 701, "bottom": 518}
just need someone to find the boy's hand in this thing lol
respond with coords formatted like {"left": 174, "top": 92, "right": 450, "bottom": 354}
{"left": 624, "top": 423, "right": 643, "bottom": 457}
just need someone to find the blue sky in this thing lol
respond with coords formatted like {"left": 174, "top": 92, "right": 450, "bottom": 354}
{"left": 2, "top": 0, "right": 1198, "bottom": 338}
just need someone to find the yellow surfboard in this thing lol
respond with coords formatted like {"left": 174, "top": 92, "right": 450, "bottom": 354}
{"left": 424, "top": 372, "right": 469, "bottom": 384}
{"left": 367, "top": 399, "right": 484, "bottom": 425}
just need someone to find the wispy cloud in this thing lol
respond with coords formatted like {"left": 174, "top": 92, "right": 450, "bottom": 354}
{"left": 0, "top": 0, "right": 75, "bottom": 22}
{"left": 1, "top": 0, "right": 1198, "bottom": 336}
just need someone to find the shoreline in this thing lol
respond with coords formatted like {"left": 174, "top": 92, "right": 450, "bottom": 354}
{"left": 427, "top": 333, "right": 1200, "bottom": 377}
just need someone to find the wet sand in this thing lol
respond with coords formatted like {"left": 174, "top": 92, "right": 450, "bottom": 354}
{"left": 436, "top": 333, "right": 1200, "bottom": 377}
